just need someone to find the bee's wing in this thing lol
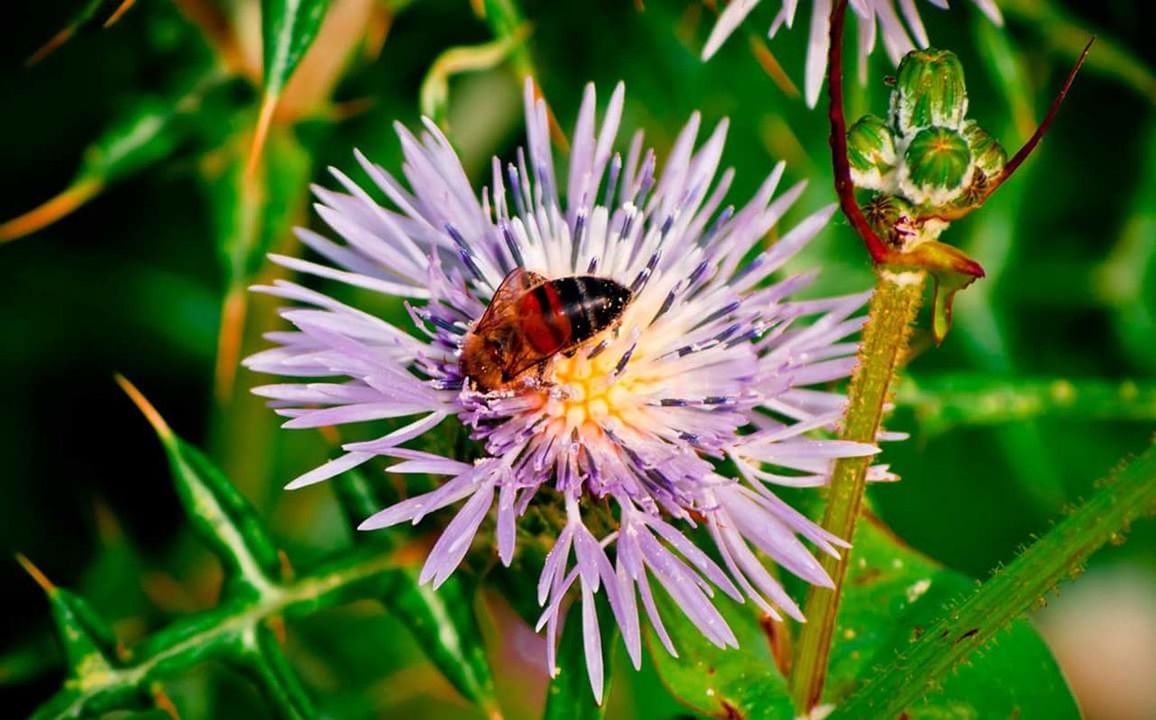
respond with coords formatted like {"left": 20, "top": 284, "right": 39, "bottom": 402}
{"left": 474, "top": 268, "right": 546, "bottom": 332}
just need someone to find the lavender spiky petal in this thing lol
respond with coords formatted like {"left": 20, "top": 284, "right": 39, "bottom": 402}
{"left": 701, "top": 0, "right": 1003, "bottom": 108}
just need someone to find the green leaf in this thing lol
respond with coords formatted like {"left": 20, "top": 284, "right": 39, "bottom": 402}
{"left": 169, "top": 437, "right": 284, "bottom": 592}
{"left": 117, "top": 376, "right": 281, "bottom": 598}
{"left": 208, "top": 124, "right": 312, "bottom": 284}
{"left": 333, "top": 468, "right": 389, "bottom": 530}
{"left": 972, "top": 18, "right": 1036, "bottom": 141}
{"left": 233, "top": 624, "right": 316, "bottom": 720}
{"left": 204, "top": 121, "right": 313, "bottom": 403}
{"left": 251, "top": 0, "right": 331, "bottom": 169}
{"left": 649, "top": 589, "right": 795, "bottom": 719}
{"left": 18, "top": 556, "right": 154, "bottom": 719}
{"left": 333, "top": 470, "right": 499, "bottom": 712}
{"left": 824, "top": 513, "right": 1079, "bottom": 717}
{"left": 16, "top": 555, "right": 119, "bottom": 682}
{"left": 261, "top": 0, "right": 331, "bottom": 102}
{"left": 29, "top": 414, "right": 409, "bottom": 717}
{"left": 543, "top": 603, "right": 615, "bottom": 720}
{"left": 884, "top": 241, "right": 984, "bottom": 344}
{"left": 0, "top": 69, "right": 232, "bottom": 243}
{"left": 831, "top": 442, "right": 1156, "bottom": 717}
{"left": 1100, "top": 122, "right": 1156, "bottom": 373}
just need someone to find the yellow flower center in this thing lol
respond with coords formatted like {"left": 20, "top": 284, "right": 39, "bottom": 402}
{"left": 542, "top": 346, "right": 639, "bottom": 435}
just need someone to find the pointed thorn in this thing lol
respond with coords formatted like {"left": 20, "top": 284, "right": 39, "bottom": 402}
{"left": 115, "top": 374, "right": 174, "bottom": 441}
{"left": 362, "top": 6, "right": 394, "bottom": 61}
{"left": 151, "top": 682, "right": 181, "bottom": 720}
{"left": 268, "top": 615, "right": 288, "bottom": 645}
{"left": 92, "top": 496, "right": 124, "bottom": 545}
{"left": 246, "top": 94, "right": 278, "bottom": 179}
{"left": 990, "top": 36, "right": 1095, "bottom": 196}
{"left": 529, "top": 77, "right": 570, "bottom": 154}
{"left": 326, "top": 96, "right": 377, "bottom": 122}
{"left": 213, "top": 285, "right": 248, "bottom": 406}
{"left": 277, "top": 549, "right": 294, "bottom": 583}
{"left": 748, "top": 35, "right": 801, "bottom": 98}
{"left": 0, "top": 178, "right": 102, "bottom": 243}
{"left": 15, "top": 553, "right": 56, "bottom": 594}
{"left": 25, "top": 27, "right": 75, "bottom": 67}
{"left": 103, "top": 0, "right": 138, "bottom": 28}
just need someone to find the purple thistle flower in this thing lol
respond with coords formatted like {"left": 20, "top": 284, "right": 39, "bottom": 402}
{"left": 701, "top": 0, "right": 1003, "bottom": 107}
{"left": 247, "top": 80, "right": 885, "bottom": 701}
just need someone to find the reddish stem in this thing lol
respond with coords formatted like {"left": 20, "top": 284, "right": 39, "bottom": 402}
{"left": 988, "top": 36, "right": 1095, "bottom": 194}
{"left": 827, "top": 0, "right": 890, "bottom": 264}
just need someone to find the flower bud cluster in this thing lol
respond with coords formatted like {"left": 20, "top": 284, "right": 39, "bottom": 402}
{"left": 847, "top": 48, "right": 1007, "bottom": 247}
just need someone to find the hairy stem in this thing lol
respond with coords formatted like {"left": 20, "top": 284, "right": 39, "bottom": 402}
{"left": 790, "top": 270, "right": 925, "bottom": 711}
{"left": 830, "top": 439, "right": 1156, "bottom": 718}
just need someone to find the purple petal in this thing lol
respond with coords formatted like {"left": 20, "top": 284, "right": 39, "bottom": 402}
{"left": 497, "top": 477, "right": 517, "bottom": 566}
{"left": 642, "top": 514, "right": 742, "bottom": 601}
{"left": 285, "top": 451, "right": 373, "bottom": 490}
{"left": 701, "top": 0, "right": 760, "bottom": 59}
{"left": 420, "top": 477, "right": 497, "bottom": 588}
{"left": 636, "top": 569, "right": 677, "bottom": 657}
{"left": 581, "top": 583, "right": 605, "bottom": 703}
{"left": 358, "top": 465, "right": 480, "bottom": 530}
{"left": 804, "top": 0, "right": 833, "bottom": 108}
{"left": 616, "top": 558, "right": 643, "bottom": 669}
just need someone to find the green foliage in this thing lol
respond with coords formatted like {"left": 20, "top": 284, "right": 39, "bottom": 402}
{"left": 260, "top": 0, "right": 332, "bottom": 104}
{"left": 826, "top": 515, "right": 1079, "bottom": 717}
{"left": 897, "top": 374, "right": 1156, "bottom": 434}
{"left": 22, "top": 382, "right": 495, "bottom": 718}
{"left": 649, "top": 591, "right": 795, "bottom": 719}
{"left": 833, "top": 441, "right": 1156, "bottom": 718}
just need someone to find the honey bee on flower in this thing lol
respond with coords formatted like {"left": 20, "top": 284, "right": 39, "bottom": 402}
{"left": 247, "top": 79, "right": 886, "bottom": 700}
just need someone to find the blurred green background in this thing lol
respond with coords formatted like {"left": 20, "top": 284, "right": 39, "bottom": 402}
{"left": 1, "top": 0, "right": 1154, "bottom": 717}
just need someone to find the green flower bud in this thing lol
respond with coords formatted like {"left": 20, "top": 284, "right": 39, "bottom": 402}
{"left": 890, "top": 48, "right": 968, "bottom": 135}
{"left": 864, "top": 194, "right": 916, "bottom": 249}
{"left": 847, "top": 114, "right": 898, "bottom": 191}
{"left": 899, "top": 126, "right": 973, "bottom": 207}
{"left": 961, "top": 119, "right": 1007, "bottom": 177}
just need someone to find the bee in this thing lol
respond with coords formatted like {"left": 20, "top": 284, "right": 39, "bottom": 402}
{"left": 460, "top": 268, "right": 633, "bottom": 392}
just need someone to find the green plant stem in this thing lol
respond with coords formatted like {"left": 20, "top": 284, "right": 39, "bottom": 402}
{"left": 830, "top": 439, "right": 1156, "bottom": 719}
{"left": 897, "top": 375, "right": 1156, "bottom": 434}
{"left": 36, "top": 547, "right": 402, "bottom": 718}
{"left": 789, "top": 269, "right": 925, "bottom": 711}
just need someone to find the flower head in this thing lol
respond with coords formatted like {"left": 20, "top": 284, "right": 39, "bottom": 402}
{"left": 701, "top": 0, "right": 1003, "bottom": 108}
{"left": 247, "top": 80, "right": 880, "bottom": 700}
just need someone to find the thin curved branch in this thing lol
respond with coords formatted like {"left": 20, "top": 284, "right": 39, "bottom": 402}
{"left": 827, "top": 0, "right": 890, "bottom": 264}
{"left": 917, "top": 37, "right": 1095, "bottom": 224}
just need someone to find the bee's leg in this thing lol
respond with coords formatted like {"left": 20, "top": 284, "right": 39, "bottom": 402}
{"left": 531, "top": 361, "right": 555, "bottom": 388}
